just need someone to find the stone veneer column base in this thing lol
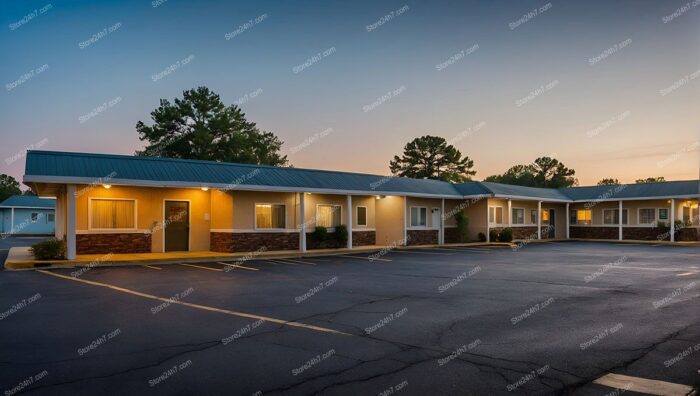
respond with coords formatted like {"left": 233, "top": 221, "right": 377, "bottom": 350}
{"left": 211, "top": 232, "right": 299, "bottom": 253}
{"left": 352, "top": 230, "right": 376, "bottom": 246}
{"left": 76, "top": 233, "right": 152, "bottom": 255}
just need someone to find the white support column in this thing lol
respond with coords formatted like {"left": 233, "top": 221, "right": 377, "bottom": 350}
{"left": 537, "top": 201, "right": 542, "bottom": 240}
{"left": 403, "top": 196, "right": 408, "bottom": 245}
{"left": 565, "top": 203, "right": 570, "bottom": 239}
{"left": 66, "top": 184, "right": 77, "bottom": 260}
{"left": 618, "top": 200, "right": 623, "bottom": 241}
{"left": 346, "top": 194, "right": 353, "bottom": 249}
{"left": 486, "top": 203, "right": 491, "bottom": 243}
{"left": 10, "top": 208, "right": 14, "bottom": 234}
{"left": 440, "top": 198, "right": 445, "bottom": 245}
{"left": 299, "top": 192, "right": 306, "bottom": 252}
{"left": 507, "top": 200, "right": 512, "bottom": 228}
{"left": 670, "top": 199, "right": 675, "bottom": 242}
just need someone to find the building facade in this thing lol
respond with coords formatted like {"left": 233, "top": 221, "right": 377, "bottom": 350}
{"left": 0, "top": 195, "right": 56, "bottom": 235}
{"left": 23, "top": 151, "right": 699, "bottom": 259}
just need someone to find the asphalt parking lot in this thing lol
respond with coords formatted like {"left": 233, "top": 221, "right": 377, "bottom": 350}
{"left": 0, "top": 242, "right": 698, "bottom": 395}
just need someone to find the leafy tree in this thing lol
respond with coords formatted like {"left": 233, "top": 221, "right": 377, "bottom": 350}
{"left": 0, "top": 174, "right": 22, "bottom": 202}
{"left": 485, "top": 157, "right": 577, "bottom": 188}
{"left": 635, "top": 177, "right": 666, "bottom": 184}
{"left": 597, "top": 178, "right": 620, "bottom": 186}
{"left": 389, "top": 135, "right": 476, "bottom": 182}
{"left": 136, "top": 87, "right": 288, "bottom": 166}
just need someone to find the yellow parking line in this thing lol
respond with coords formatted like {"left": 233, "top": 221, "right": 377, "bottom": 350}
{"left": 144, "top": 265, "right": 162, "bottom": 270}
{"left": 392, "top": 250, "right": 452, "bottom": 256}
{"left": 274, "top": 258, "right": 316, "bottom": 266}
{"left": 216, "top": 262, "right": 259, "bottom": 271}
{"left": 340, "top": 254, "right": 392, "bottom": 262}
{"left": 179, "top": 263, "right": 223, "bottom": 272}
{"left": 593, "top": 373, "right": 693, "bottom": 396}
{"left": 37, "top": 270, "right": 349, "bottom": 336}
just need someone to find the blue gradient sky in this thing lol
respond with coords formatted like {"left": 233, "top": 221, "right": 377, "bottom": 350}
{"left": 1, "top": 0, "right": 698, "bottom": 186}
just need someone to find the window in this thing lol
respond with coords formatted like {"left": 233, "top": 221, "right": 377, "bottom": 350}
{"left": 603, "top": 209, "right": 628, "bottom": 225}
{"left": 317, "top": 204, "right": 341, "bottom": 228}
{"left": 255, "top": 204, "right": 286, "bottom": 229}
{"left": 512, "top": 208, "right": 525, "bottom": 225}
{"left": 533, "top": 209, "right": 539, "bottom": 224}
{"left": 30, "top": 213, "right": 39, "bottom": 223}
{"left": 489, "top": 207, "right": 503, "bottom": 224}
{"left": 683, "top": 205, "right": 699, "bottom": 226}
{"left": 541, "top": 210, "right": 550, "bottom": 223}
{"left": 638, "top": 208, "right": 656, "bottom": 225}
{"left": 90, "top": 199, "right": 136, "bottom": 230}
{"left": 356, "top": 206, "right": 367, "bottom": 227}
{"left": 410, "top": 207, "right": 427, "bottom": 227}
{"left": 576, "top": 210, "right": 592, "bottom": 225}
{"left": 47, "top": 213, "right": 55, "bottom": 223}
{"left": 658, "top": 208, "right": 668, "bottom": 221}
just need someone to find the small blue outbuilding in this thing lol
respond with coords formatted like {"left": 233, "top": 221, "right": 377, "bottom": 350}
{"left": 0, "top": 195, "right": 55, "bottom": 235}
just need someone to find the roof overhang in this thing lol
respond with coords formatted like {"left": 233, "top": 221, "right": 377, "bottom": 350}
{"left": 571, "top": 195, "right": 699, "bottom": 203}
{"left": 23, "top": 175, "right": 464, "bottom": 200}
{"left": 491, "top": 194, "right": 572, "bottom": 203}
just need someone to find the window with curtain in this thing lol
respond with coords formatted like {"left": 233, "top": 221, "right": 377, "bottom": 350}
{"left": 512, "top": 208, "right": 525, "bottom": 224}
{"left": 90, "top": 199, "right": 136, "bottom": 229}
{"left": 488, "top": 207, "right": 503, "bottom": 224}
{"left": 576, "top": 210, "right": 592, "bottom": 225}
{"left": 683, "top": 205, "right": 699, "bottom": 225}
{"left": 541, "top": 209, "right": 550, "bottom": 223}
{"left": 638, "top": 208, "right": 656, "bottom": 225}
{"left": 603, "top": 209, "right": 628, "bottom": 225}
{"left": 316, "top": 205, "right": 341, "bottom": 228}
{"left": 356, "top": 206, "right": 367, "bottom": 226}
{"left": 410, "top": 207, "right": 427, "bottom": 227}
{"left": 255, "top": 204, "right": 286, "bottom": 229}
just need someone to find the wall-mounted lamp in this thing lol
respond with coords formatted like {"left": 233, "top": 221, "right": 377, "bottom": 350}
{"left": 201, "top": 187, "right": 209, "bottom": 191}
{"left": 103, "top": 184, "right": 111, "bottom": 189}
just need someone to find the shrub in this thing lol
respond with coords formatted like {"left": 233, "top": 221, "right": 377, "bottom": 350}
{"left": 30, "top": 238, "right": 65, "bottom": 260}
{"left": 312, "top": 226, "right": 328, "bottom": 242}
{"left": 454, "top": 211, "right": 469, "bottom": 243}
{"left": 489, "top": 230, "right": 499, "bottom": 242}
{"left": 477, "top": 232, "right": 487, "bottom": 242}
{"left": 334, "top": 224, "right": 348, "bottom": 247}
{"left": 499, "top": 228, "right": 513, "bottom": 242}
{"left": 656, "top": 221, "right": 669, "bottom": 234}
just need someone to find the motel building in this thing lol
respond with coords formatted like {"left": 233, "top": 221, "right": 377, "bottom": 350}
{"left": 22, "top": 151, "right": 700, "bottom": 260}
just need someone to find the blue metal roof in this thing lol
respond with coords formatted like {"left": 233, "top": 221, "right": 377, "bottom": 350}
{"left": 24, "top": 151, "right": 464, "bottom": 197}
{"left": 559, "top": 181, "right": 700, "bottom": 201}
{"left": 0, "top": 195, "right": 55, "bottom": 208}
{"left": 23, "top": 151, "right": 699, "bottom": 201}
{"left": 480, "top": 182, "right": 571, "bottom": 201}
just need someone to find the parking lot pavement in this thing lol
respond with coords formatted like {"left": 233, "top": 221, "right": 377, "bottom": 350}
{"left": 0, "top": 242, "right": 698, "bottom": 395}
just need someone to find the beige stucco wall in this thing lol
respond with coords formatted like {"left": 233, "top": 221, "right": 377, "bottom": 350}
{"left": 375, "top": 196, "right": 405, "bottom": 246}
{"left": 74, "top": 185, "right": 212, "bottom": 252}
{"left": 230, "top": 191, "right": 298, "bottom": 230}
{"left": 405, "top": 197, "right": 442, "bottom": 229}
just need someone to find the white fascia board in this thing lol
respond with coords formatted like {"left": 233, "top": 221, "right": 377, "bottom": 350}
{"left": 492, "top": 194, "right": 572, "bottom": 203}
{"left": 571, "top": 195, "right": 699, "bottom": 203}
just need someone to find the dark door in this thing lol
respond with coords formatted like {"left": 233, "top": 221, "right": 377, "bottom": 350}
{"left": 165, "top": 201, "right": 189, "bottom": 252}
{"left": 548, "top": 209, "right": 556, "bottom": 238}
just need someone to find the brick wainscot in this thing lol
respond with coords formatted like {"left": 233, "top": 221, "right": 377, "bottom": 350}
{"left": 406, "top": 229, "right": 438, "bottom": 245}
{"left": 77, "top": 233, "right": 152, "bottom": 254}
{"left": 211, "top": 232, "right": 299, "bottom": 253}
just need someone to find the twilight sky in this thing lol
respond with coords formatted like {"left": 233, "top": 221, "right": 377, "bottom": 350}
{"left": 1, "top": 0, "right": 698, "bottom": 186}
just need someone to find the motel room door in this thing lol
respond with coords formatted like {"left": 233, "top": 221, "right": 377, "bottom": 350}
{"left": 164, "top": 201, "right": 190, "bottom": 252}
{"left": 547, "top": 209, "right": 556, "bottom": 239}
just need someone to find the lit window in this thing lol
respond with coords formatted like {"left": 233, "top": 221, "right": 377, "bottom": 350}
{"left": 603, "top": 209, "right": 628, "bottom": 225}
{"left": 576, "top": 210, "right": 592, "bottom": 225}
{"left": 639, "top": 208, "right": 656, "bottom": 225}
{"left": 410, "top": 207, "right": 427, "bottom": 227}
{"left": 356, "top": 206, "right": 367, "bottom": 226}
{"left": 489, "top": 207, "right": 503, "bottom": 224}
{"left": 317, "top": 204, "right": 341, "bottom": 228}
{"left": 512, "top": 208, "right": 525, "bottom": 225}
{"left": 541, "top": 210, "right": 550, "bottom": 223}
{"left": 683, "top": 204, "right": 699, "bottom": 226}
{"left": 255, "top": 204, "right": 286, "bottom": 229}
{"left": 90, "top": 199, "right": 136, "bottom": 229}
{"left": 30, "top": 213, "right": 39, "bottom": 223}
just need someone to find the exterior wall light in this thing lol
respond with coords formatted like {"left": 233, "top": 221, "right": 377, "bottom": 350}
{"left": 103, "top": 184, "right": 111, "bottom": 189}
